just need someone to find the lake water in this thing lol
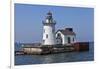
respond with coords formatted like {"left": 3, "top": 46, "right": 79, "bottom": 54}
{"left": 15, "top": 42, "right": 94, "bottom": 65}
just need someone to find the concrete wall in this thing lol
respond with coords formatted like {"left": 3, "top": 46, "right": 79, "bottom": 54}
{"left": 23, "top": 48, "right": 42, "bottom": 54}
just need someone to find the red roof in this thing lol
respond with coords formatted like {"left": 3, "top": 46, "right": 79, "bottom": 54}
{"left": 57, "top": 28, "right": 76, "bottom": 35}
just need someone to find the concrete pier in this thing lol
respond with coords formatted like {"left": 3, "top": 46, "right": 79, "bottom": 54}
{"left": 15, "top": 42, "right": 89, "bottom": 55}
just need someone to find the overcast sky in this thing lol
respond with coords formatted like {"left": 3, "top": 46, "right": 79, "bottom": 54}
{"left": 15, "top": 3, "right": 94, "bottom": 43}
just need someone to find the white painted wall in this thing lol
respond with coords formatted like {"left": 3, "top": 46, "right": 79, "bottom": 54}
{"left": 64, "top": 35, "right": 76, "bottom": 45}
{"left": 56, "top": 31, "right": 76, "bottom": 45}
{"left": 42, "top": 24, "right": 56, "bottom": 45}
{"left": 56, "top": 31, "right": 64, "bottom": 45}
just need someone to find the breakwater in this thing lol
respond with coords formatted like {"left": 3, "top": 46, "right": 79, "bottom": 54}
{"left": 15, "top": 42, "right": 89, "bottom": 55}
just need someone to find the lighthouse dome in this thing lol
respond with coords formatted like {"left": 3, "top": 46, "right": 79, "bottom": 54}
{"left": 47, "top": 11, "right": 52, "bottom": 15}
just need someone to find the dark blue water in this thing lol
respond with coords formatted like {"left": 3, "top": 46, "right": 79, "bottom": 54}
{"left": 15, "top": 42, "right": 94, "bottom": 65}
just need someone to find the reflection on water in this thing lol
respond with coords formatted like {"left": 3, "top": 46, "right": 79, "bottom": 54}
{"left": 15, "top": 42, "right": 94, "bottom": 65}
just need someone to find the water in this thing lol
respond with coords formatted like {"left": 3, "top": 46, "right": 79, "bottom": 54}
{"left": 15, "top": 42, "right": 94, "bottom": 65}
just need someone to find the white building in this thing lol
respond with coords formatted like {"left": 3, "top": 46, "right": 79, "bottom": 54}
{"left": 56, "top": 28, "right": 76, "bottom": 45}
{"left": 42, "top": 12, "right": 76, "bottom": 46}
{"left": 42, "top": 11, "right": 56, "bottom": 45}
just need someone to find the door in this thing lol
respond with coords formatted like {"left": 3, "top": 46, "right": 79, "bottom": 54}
{"left": 56, "top": 33, "right": 62, "bottom": 44}
{"left": 68, "top": 37, "right": 71, "bottom": 44}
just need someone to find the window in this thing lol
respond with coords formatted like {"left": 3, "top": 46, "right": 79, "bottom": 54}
{"left": 52, "top": 28, "right": 54, "bottom": 33}
{"left": 57, "top": 33, "right": 61, "bottom": 39}
{"left": 46, "top": 34, "right": 48, "bottom": 38}
{"left": 68, "top": 37, "right": 71, "bottom": 43}
{"left": 43, "top": 40, "right": 45, "bottom": 44}
{"left": 44, "top": 29, "right": 45, "bottom": 33}
{"left": 57, "top": 33, "right": 60, "bottom": 37}
{"left": 73, "top": 38, "right": 74, "bottom": 42}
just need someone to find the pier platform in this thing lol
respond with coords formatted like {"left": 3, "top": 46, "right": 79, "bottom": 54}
{"left": 15, "top": 42, "right": 89, "bottom": 55}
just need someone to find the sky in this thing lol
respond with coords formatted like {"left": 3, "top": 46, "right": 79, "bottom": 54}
{"left": 15, "top": 3, "right": 94, "bottom": 43}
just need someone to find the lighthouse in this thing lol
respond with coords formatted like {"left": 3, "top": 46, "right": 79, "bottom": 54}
{"left": 42, "top": 11, "right": 56, "bottom": 45}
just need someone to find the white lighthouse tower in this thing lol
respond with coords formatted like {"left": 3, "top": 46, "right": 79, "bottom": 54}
{"left": 42, "top": 11, "right": 56, "bottom": 45}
